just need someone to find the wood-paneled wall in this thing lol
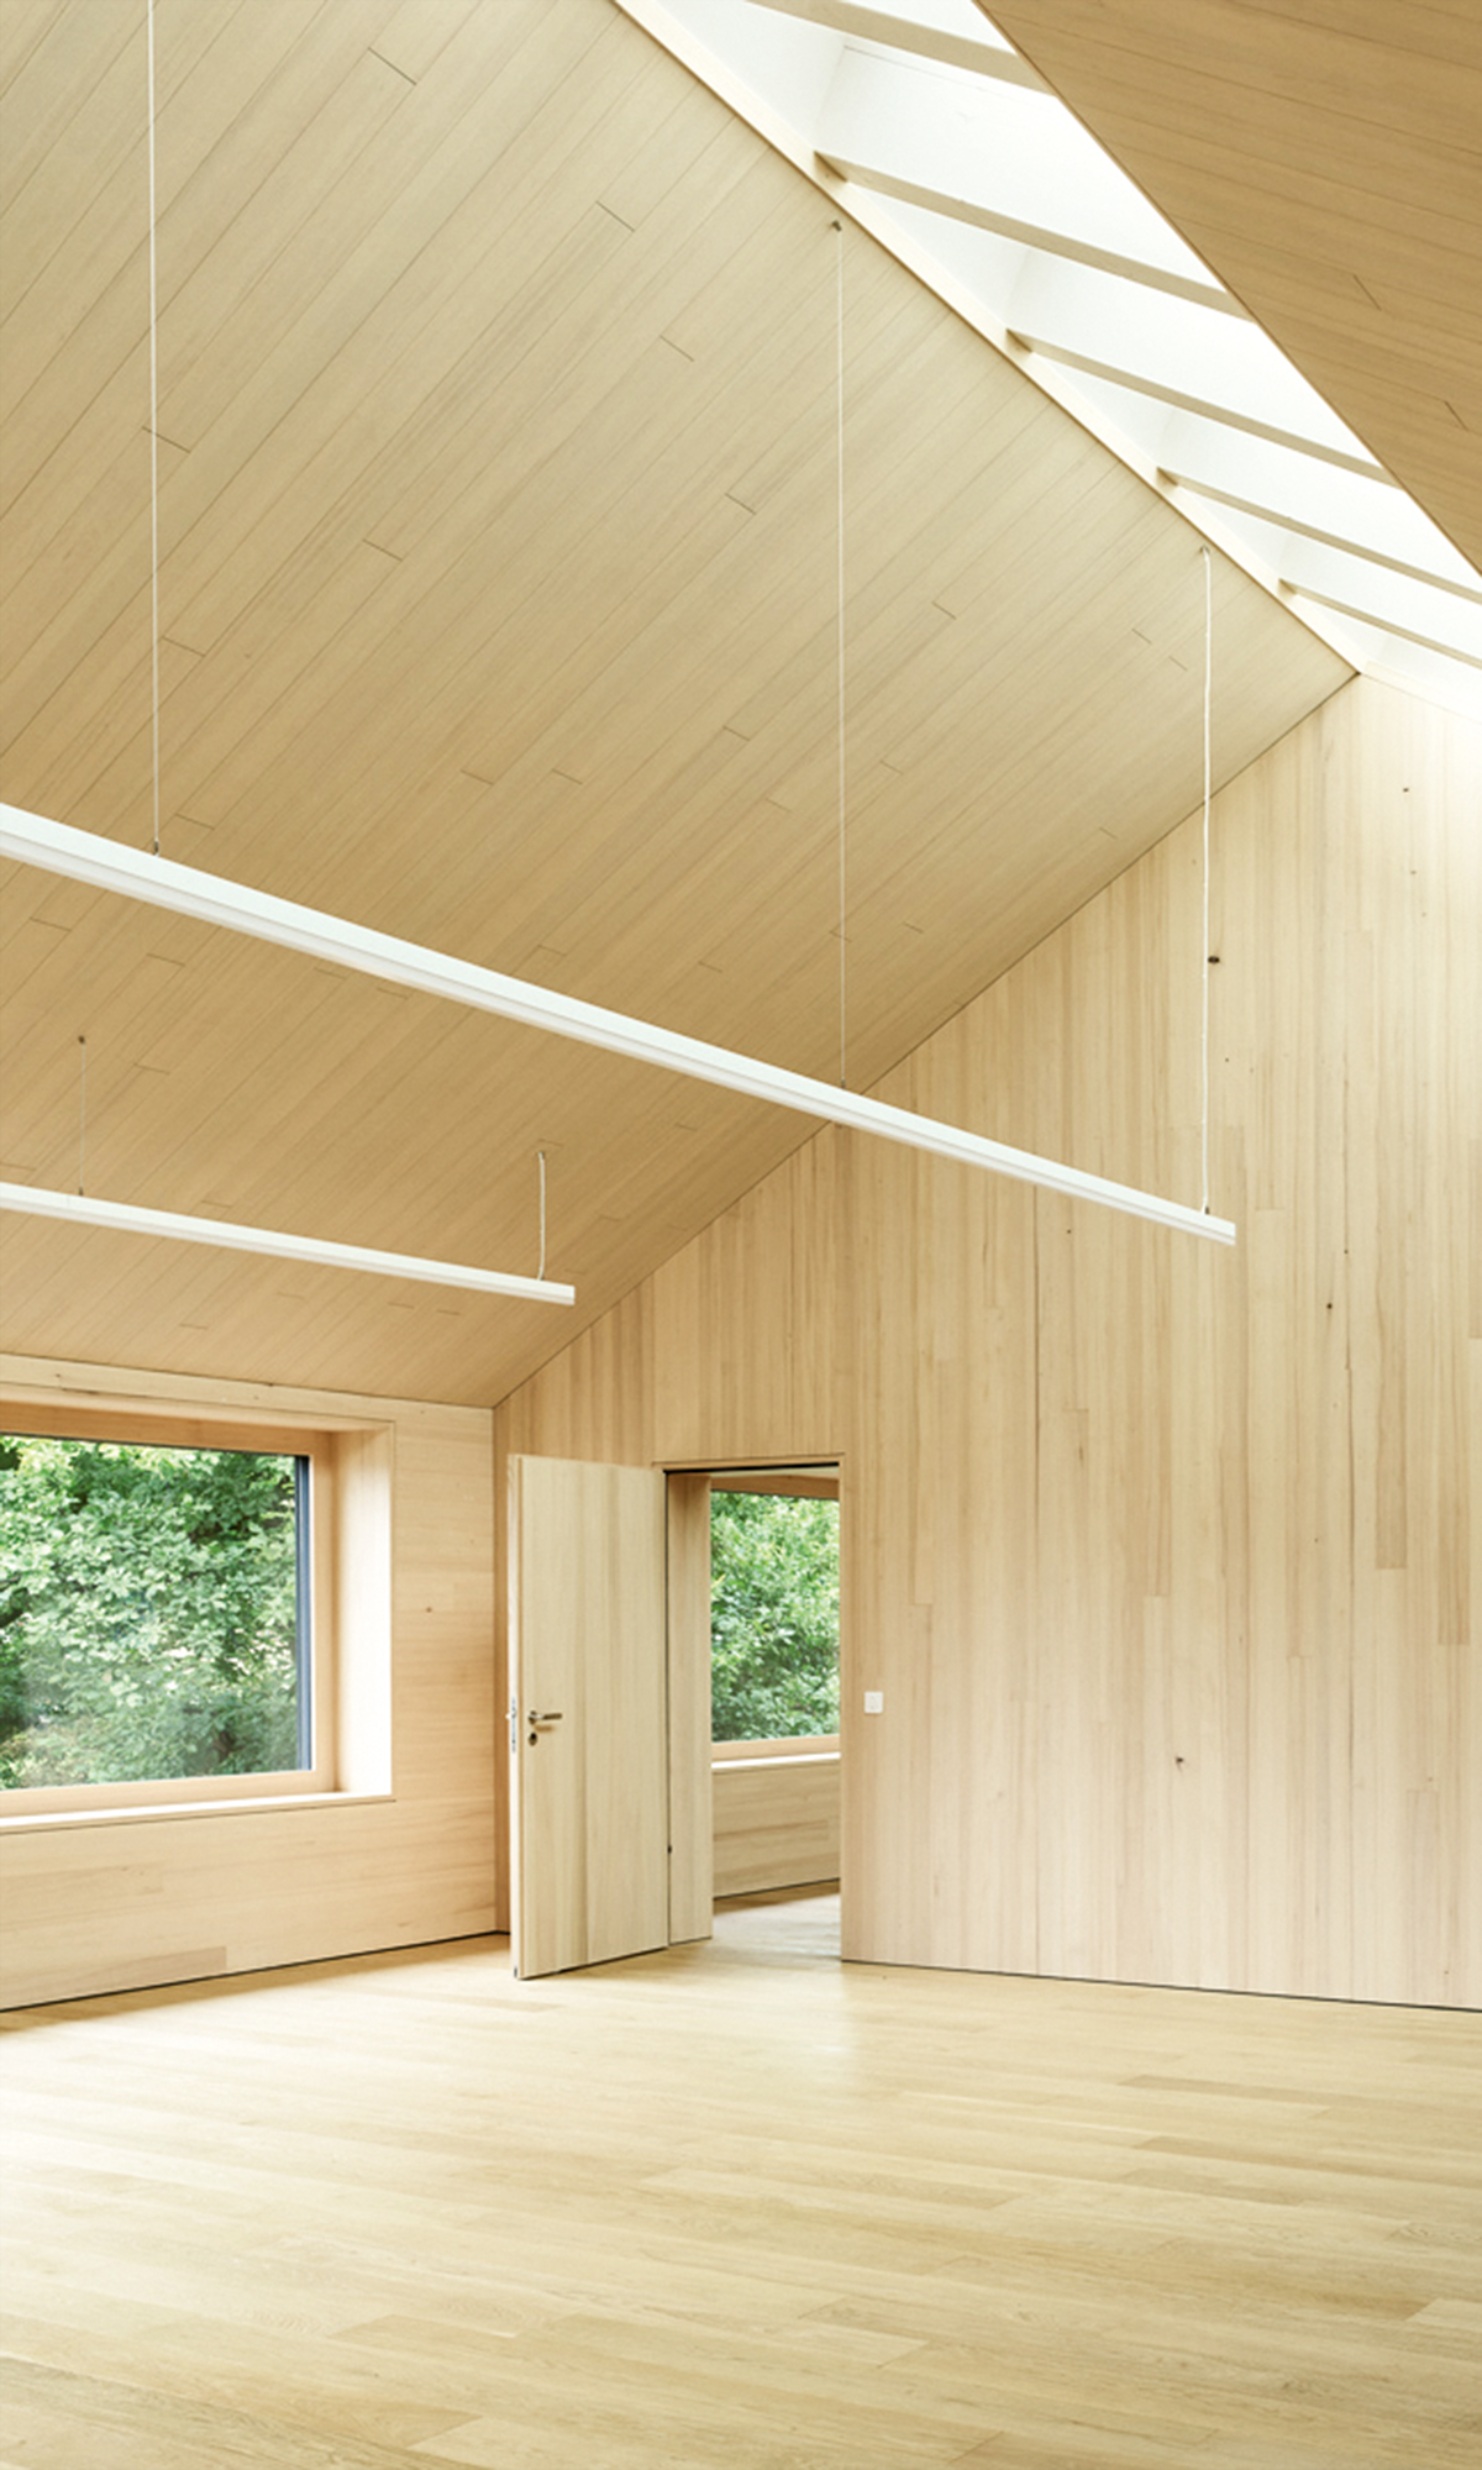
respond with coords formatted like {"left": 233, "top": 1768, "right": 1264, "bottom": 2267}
{"left": 497, "top": 676, "right": 1481, "bottom": 2008}
{"left": 713, "top": 1753, "right": 841, "bottom": 1899}
{"left": 0, "top": 1359, "right": 495, "bottom": 2008}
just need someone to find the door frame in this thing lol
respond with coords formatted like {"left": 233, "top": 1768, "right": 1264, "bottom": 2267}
{"left": 664, "top": 1470, "right": 713, "bottom": 1945}
{"left": 498, "top": 1450, "right": 844, "bottom": 1951}
{"left": 668, "top": 1455, "right": 844, "bottom": 1914}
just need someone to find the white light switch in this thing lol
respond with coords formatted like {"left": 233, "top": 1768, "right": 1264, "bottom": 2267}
{"left": 863, "top": 1690, "right": 884, "bottom": 1715}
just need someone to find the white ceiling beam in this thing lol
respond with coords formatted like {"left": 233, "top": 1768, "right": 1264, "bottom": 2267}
{"left": 1163, "top": 474, "right": 1482, "bottom": 609}
{"left": 1281, "top": 586, "right": 1482, "bottom": 674}
{"left": 819, "top": 152, "right": 1243, "bottom": 314}
{"left": 817, "top": 43, "right": 1223, "bottom": 295}
{"left": 1003, "top": 260, "right": 1382, "bottom": 469}
{"left": 0, "top": 807, "right": 1236, "bottom": 1247}
{"left": 1152, "top": 426, "right": 1480, "bottom": 589}
{"left": 748, "top": 0, "right": 1047, "bottom": 85}
{"left": 0, "top": 1184, "right": 576, "bottom": 1303}
{"left": 1012, "top": 335, "right": 1391, "bottom": 480}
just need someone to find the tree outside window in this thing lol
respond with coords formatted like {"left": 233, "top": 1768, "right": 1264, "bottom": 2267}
{"left": 710, "top": 1491, "right": 839, "bottom": 1744}
{"left": 0, "top": 1435, "right": 305, "bottom": 1791}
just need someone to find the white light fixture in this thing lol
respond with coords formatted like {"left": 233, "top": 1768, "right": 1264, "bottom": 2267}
{"left": 0, "top": 806, "right": 1236, "bottom": 1245}
{"left": 0, "top": 1181, "right": 576, "bottom": 1304}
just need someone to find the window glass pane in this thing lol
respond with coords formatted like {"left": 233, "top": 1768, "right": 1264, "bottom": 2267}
{"left": 0, "top": 1435, "right": 307, "bottom": 1789}
{"left": 710, "top": 1492, "right": 839, "bottom": 1742}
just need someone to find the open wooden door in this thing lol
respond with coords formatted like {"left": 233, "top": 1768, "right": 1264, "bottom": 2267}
{"left": 509, "top": 1456, "right": 709, "bottom": 1980}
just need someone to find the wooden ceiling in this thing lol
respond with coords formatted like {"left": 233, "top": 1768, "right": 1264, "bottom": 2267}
{"left": 980, "top": 0, "right": 1482, "bottom": 575}
{"left": 0, "top": 0, "right": 1347, "bottom": 1407}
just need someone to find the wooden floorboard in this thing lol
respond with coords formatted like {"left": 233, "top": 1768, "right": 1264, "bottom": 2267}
{"left": 1, "top": 1894, "right": 1478, "bottom": 2468}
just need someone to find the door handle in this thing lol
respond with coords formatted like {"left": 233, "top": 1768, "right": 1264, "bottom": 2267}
{"left": 528, "top": 1710, "right": 563, "bottom": 1726}
{"left": 526, "top": 1708, "right": 564, "bottom": 1744}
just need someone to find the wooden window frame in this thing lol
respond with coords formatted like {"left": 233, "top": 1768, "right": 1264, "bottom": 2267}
{"left": 0, "top": 1396, "right": 342, "bottom": 1822}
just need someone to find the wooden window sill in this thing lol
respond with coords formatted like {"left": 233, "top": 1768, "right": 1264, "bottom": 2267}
{"left": 0, "top": 1790, "right": 395, "bottom": 1835}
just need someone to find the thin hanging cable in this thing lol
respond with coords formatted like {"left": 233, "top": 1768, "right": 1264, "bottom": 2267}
{"left": 834, "top": 220, "right": 847, "bottom": 1091}
{"left": 76, "top": 1037, "right": 87, "bottom": 1197}
{"left": 536, "top": 1148, "right": 547, "bottom": 1283}
{"left": 146, "top": 0, "right": 162, "bottom": 859}
{"left": 1200, "top": 546, "right": 1213, "bottom": 1219}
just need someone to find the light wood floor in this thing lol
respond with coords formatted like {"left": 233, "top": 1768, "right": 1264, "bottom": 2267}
{"left": 1, "top": 1896, "right": 1478, "bottom": 2469}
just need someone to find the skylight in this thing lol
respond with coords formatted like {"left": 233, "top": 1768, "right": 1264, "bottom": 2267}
{"left": 622, "top": 0, "right": 1482, "bottom": 718}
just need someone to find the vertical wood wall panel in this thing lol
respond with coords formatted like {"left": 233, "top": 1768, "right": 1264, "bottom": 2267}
{"left": 712, "top": 1756, "right": 840, "bottom": 1899}
{"left": 498, "top": 677, "right": 1481, "bottom": 2007}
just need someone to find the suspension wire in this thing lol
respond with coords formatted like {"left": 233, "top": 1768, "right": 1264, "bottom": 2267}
{"left": 1200, "top": 546, "right": 1213, "bottom": 1219}
{"left": 77, "top": 1036, "right": 88, "bottom": 1197}
{"left": 146, "top": 0, "right": 162, "bottom": 858}
{"left": 834, "top": 219, "right": 847, "bottom": 1091}
{"left": 536, "top": 1148, "right": 547, "bottom": 1283}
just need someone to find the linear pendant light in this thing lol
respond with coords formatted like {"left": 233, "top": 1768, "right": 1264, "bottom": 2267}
{"left": 0, "top": 805, "right": 1236, "bottom": 1245}
{"left": 0, "top": 1181, "right": 575, "bottom": 1304}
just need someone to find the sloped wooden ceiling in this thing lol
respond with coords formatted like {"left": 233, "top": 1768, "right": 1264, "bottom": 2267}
{"left": 980, "top": 0, "right": 1482, "bottom": 574}
{"left": 0, "top": 0, "right": 1347, "bottom": 1407}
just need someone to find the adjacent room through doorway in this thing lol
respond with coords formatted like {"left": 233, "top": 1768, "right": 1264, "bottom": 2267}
{"left": 704, "top": 1465, "right": 841, "bottom": 1960}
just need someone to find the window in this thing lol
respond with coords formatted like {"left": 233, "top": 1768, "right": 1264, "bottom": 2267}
{"left": 0, "top": 1401, "right": 345, "bottom": 1818}
{"left": 710, "top": 1482, "right": 839, "bottom": 1751}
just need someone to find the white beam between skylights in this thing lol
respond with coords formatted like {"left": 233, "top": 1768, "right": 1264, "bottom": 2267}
{"left": 1283, "top": 587, "right": 1482, "bottom": 676}
{"left": 1156, "top": 448, "right": 1481, "bottom": 606}
{"left": 0, "top": 807, "right": 1236, "bottom": 1248}
{"left": 1013, "top": 336, "right": 1388, "bottom": 480}
{"left": 817, "top": 43, "right": 1222, "bottom": 296}
{"left": 748, "top": 0, "right": 1045, "bottom": 82}
{"left": 1170, "top": 471, "right": 1482, "bottom": 612}
{"left": 818, "top": 152, "right": 1240, "bottom": 312}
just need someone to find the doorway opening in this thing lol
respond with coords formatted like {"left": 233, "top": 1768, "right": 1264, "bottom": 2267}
{"left": 703, "top": 1466, "right": 840, "bottom": 1953}
{"left": 506, "top": 1451, "right": 839, "bottom": 1981}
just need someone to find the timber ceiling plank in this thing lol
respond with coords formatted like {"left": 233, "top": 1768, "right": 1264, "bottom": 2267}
{"left": 978, "top": 0, "right": 1482, "bottom": 572}
{"left": 1, "top": 0, "right": 1348, "bottom": 1403}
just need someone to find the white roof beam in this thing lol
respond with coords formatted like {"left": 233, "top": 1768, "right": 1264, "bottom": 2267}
{"left": 816, "top": 46, "right": 1224, "bottom": 293}
{"left": 747, "top": 0, "right": 1047, "bottom": 85}
{"left": 1012, "top": 335, "right": 1390, "bottom": 479}
{"left": 1283, "top": 587, "right": 1482, "bottom": 674}
{"left": 1211, "top": 514, "right": 1482, "bottom": 662}
{"left": 1163, "top": 474, "right": 1482, "bottom": 610}
{"left": 1152, "top": 421, "right": 1477, "bottom": 583}
{"left": 1005, "top": 253, "right": 1380, "bottom": 464}
{"left": 819, "top": 153, "right": 1243, "bottom": 313}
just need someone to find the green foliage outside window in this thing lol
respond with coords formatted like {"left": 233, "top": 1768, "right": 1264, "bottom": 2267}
{"left": 710, "top": 1491, "right": 839, "bottom": 1743}
{"left": 0, "top": 1436, "right": 302, "bottom": 1790}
